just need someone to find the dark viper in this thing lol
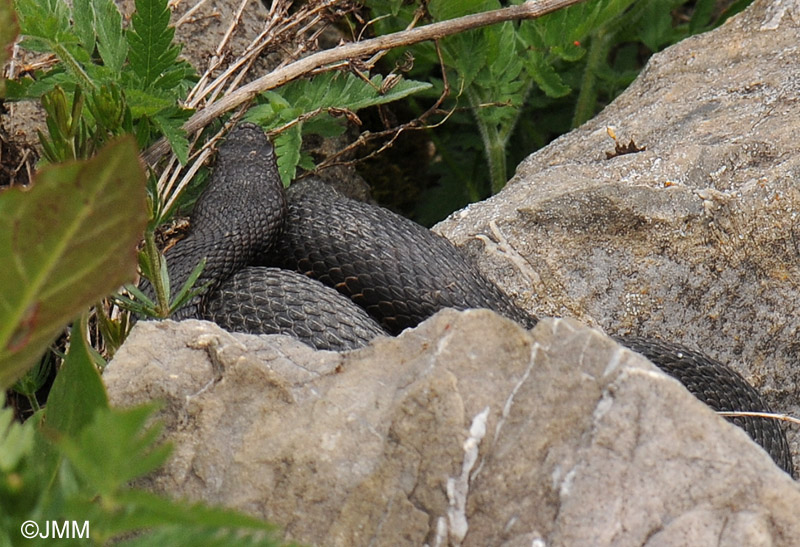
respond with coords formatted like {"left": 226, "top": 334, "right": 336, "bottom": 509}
{"left": 148, "top": 123, "right": 794, "bottom": 477}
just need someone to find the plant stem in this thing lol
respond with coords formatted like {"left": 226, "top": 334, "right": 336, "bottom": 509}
{"left": 476, "top": 115, "right": 509, "bottom": 195}
{"left": 52, "top": 43, "right": 97, "bottom": 93}
{"left": 572, "top": 27, "right": 613, "bottom": 128}
{"left": 143, "top": 230, "right": 170, "bottom": 317}
{"left": 142, "top": 0, "right": 588, "bottom": 165}
{"left": 26, "top": 393, "right": 40, "bottom": 413}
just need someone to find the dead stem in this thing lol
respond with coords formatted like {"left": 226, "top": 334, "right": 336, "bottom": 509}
{"left": 142, "top": 0, "right": 586, "bottom": 166}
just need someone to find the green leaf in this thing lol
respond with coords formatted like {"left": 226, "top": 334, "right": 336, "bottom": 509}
{"left": 0, "top": 137, "right": 148, "bottom": 388}
{"left": 125, "top": 87, "right": 174, "bottom": 117}
{"left": 274, "top": 124, "right": 302, "bottom": 186}
{"left": 688, "top": 0, "right": 715, "bottom": 33}
{"left": 100, "top": 490, "right": 278, "bottom": 541}
{"left": 0, "top": 393, "right": 35, "bottom": 473}
{"left": 57, "top": 403, "right": 171, "bottom": 496}
{"left": 152, "top": 111, "right": 190, "bottom": 164}
{"left": 303, "top": 114, "right": 346, "bottom": 138}
{"left": 72, "top": 0, "right": 95, "bottom": 53}
{"left": 14, "top": 0, "right": 72, "bottom": 44}
{"left": 95, "top": 0, "right": 127, "bottom": 74}
{"left": 634, "top": 0, "right": 681, "bottom": 51}
{"left": 525, "top": 52, "right": 571, "bottom": 98}
{"left": 428, "top": 0, "right": 497, "bottom": 21}
{"left": 126, "top": 0, "right": 182, "bottom": 89}
{"left": 551, "top": 41, "right": 586, "bottom": 63}
{"left": 42, "top": 320, "right": 109, "bottom": 440}
{"left": 168, "top": 258, "right": 207, "bottom": 314}
{"left": 152, "top": 59, "right": 196, "bottom": 91}
{"left": 118, "top": 526, "right": 281, "bottom": 547}
{"left": 268, "top": 72, "right": 431, "bottom": 119}
{"left": 33, "top": 318, "right": 109, "bottom": 486}
{"left": 249, "top": 72, "right": 429, "bottom": 184}
{"left": 0, "top": 0, "right": 18, "bottom": 98}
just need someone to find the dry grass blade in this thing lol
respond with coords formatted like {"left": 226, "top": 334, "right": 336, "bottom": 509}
{"left": 156, "top": 0, "right": 351, "bottom": 216}
{"left": 142, "top": 0, "right": 587, "bottom": 167}
{"left": 717, "top": 411, "right": 800, "bottom": 427}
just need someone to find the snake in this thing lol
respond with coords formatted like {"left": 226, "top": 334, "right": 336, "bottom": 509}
{"left": 148, "top": 123, "right": 794, "bottom": 477}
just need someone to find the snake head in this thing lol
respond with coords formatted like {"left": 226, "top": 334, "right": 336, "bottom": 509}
{"left": 216, "top": 122, "right": 275, "bottom": 166}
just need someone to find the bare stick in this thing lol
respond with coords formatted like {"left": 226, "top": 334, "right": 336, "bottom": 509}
{"left": 717, "top": 411, "right": 800, "bottom": 426}
{"left": 142, "top": 0, "right": 586, "bottom": 165}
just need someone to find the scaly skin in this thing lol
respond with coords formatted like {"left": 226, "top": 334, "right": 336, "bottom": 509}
{"left": 154, "top": 123, "right": 794, "bottom": 477}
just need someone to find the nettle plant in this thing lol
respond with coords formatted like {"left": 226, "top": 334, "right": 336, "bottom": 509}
{"left": 9, "top": 0, "right": 196, "bottom": 163}
{"left": 360, "top": 0, "right": 751, "bottom": 224}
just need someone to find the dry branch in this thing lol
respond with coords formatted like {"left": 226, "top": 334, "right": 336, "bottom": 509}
{"left": 142, "top": 0, "right": 586, "bottom": 166}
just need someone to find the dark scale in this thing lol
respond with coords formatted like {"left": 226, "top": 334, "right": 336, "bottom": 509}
{"left": 141, "top": 123, "right": 795, "bottom": 478}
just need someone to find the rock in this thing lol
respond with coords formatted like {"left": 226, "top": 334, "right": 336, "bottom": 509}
{"left": 103, "top": 0, "right": 800, "bottom": 544}
{"left": 435, "top": 0, "right": 800, "bottom": 463}
{"left": 105, "top": 313, "right": 800, "bottom": 546}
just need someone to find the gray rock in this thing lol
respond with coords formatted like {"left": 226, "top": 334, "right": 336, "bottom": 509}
{"left": 105, "top": 313, "right": 800, "bottom": 546}
{"left": 103, "top": 0, "right": 800, "bottom": 544}
{"left": 435, "top": 0, "right": 800, "bottom": 463}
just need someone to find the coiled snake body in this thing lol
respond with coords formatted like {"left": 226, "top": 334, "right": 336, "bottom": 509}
{"left": 153, "top": 123, "right": 794, "bottom": 476}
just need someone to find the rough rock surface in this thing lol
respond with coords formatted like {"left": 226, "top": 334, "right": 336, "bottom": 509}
{"left": 102, "top": 0, "right": 800, "bottom": 544}
{"left": 105, "top": 314, "right": 800, "bottom": 546}
{"left": 436, "top": 0, "right": 800, "bottom": 462}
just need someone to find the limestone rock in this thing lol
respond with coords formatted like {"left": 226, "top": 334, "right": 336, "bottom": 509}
{"left": 105, "top": 313, "right": 800, "bottom": 546}
{"left": 435, "top": 0, "right": 800, "bottom": 462}
{"left": 102, "top": 0, "right": 800, "bottom": 544}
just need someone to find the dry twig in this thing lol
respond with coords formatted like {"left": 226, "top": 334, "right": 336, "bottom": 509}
{"left": 142, "top": 0, "right": 586, "bottom": 166}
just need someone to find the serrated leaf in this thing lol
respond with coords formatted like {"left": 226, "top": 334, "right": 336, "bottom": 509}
{"left": 14, "top": 0, "right": 71, "bottom": 44}
{"left": 152, "top": 112, "right": 190, "bottom": 164}
{"left": 525, "top": 52, "right": 571, "bottom": 98}
{"left": 34, "top": 319, "right": 109, "bottom": 481}
{"left": 297, "top": 151, "right": 316, "bottom": 171}
{"left": 303, "top": 114, "right": 346, "bottom": 138}
{"left": 271, "top": 72, "right": 431, "bottom": 119}
{"left": 102, "top": 490, "right": 278, "bottom": 541}
{"left": 125, "top": 87, "right": 174, "bottom": 117}
{"left": 551, "top": 41, "right": 586, "bottom": 62}
{"left": 72, "top": 0, "right": 95, "bottom": 54}
{"left": 57, "top": 403, "right": 170, "bottom": 495}
{"left": 444, "top": 30, "right": 488, "bottom": 91}
{"left": 126, "top": 0, "right": 181, "bottom": 88}
{"left": 152, "top": 59, "right": 195, "bottom": 91}
{"left": 428, "top": 0, "right": 497, "bottom": 21}
{"left": 0, "top": 137, "right": 148, "bottom": 387}
{"left": 95, "top": 0, "right": 127, "bottom": 74}
{"left": 519, "top": 0, "right": 636, "bottom": 50}
{"left": 23, "top": 69, "right": 74, "bottom": 98}
{"left": 274, "top": 124, "right": 302, "bottom": 186}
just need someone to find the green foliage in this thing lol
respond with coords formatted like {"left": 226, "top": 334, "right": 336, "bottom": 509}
{"left": 0, "top": 0, "right": 755, "bottom": 542}
{"left": 115, "top": 254, "right": 208, "bottom": 319}
{"left": 12, "top": 352, "right": 54, "bottom": 413}
{"left": 126, "top": 0, "right": 182, "bottom": 89}
{"left": 8, "top": 0, "right": 195, "bottom": 163}
{"left": 246, "top": 71, "right": 431, "bottom": 184}
{"left": 0, "top": 321, "right": 281, "bottom": 546}
{"left": 0, "top": 22, "right": 281, "bottom": 529}
{"left": 0, "top": 0, "right": 17, "bottom": 97}
{"left": 363, "top": 0, "right": 752, "bottom": 224}
{"left": 0, "top": 137, "right": 148, "bottom": 388}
